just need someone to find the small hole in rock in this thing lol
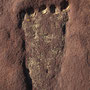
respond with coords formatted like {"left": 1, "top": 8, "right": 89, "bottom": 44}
{"left": 60, "top": 0, "right": 69, "bottom": 11}
{"left": 46, "top": 69, "right": 48, "bottom": 73}
{"left": 26, "top": 7, "right": 34, "bottom": 15}
{"left": 7, "top": 32, "right": 10, "bottom": 38}
{"left": 50, "top": 4, "right": 56, "bottom": 13}
{"left": 39, "top": 4, "right": 46, "bottom": 12}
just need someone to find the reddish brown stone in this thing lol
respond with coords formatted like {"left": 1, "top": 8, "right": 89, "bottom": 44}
{"left": 0, "top": 0, "right": 90, "bottom": 90}
{"left": 57, "top": 0, "right": 90, "bottom": 90}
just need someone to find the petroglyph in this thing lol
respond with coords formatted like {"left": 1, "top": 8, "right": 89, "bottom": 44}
{"left": 22, "top": 5, "right": 69, "bottom": 90}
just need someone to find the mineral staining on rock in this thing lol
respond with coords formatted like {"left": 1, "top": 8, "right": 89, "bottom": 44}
{"left": 22, "top": 6, "right": 68, "bottom": 89}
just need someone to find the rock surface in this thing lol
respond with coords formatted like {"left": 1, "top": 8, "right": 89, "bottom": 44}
{"left": 0, "top": 0, "right": 90, "bottom": 90}
{"left": 57, "top": 0, "right": 90, "bottom": 90}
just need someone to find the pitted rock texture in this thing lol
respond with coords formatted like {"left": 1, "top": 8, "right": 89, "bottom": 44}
{"left": 0, "top": 0, "right": 90, "bottom": 90}
{"left": 0, "top": 0, "right": 69, "bottom": 90}
{"left": 56, "top": 0, "right": 90, "bottom": 90}
{"left": 22, "top": 6, "right": 68, "bottom": 90}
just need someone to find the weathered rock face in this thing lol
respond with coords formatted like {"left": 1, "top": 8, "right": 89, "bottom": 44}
{"left": 57, "top": 0, "right": 90, "bottom": 90}
{"left": 0, "top": 0, "right": 90, "bottom": 90}
{"left": 0, "top": 0, "right": 68, "bottom": 90}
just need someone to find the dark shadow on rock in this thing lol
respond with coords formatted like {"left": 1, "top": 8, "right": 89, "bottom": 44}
{"left": 49, "top": 4, "right": 56, "bottom": 13}
{"left": 17, "top": 7, "right": 32, "bottom": 90}
{"left": 22, "top": 39, "right": 26, "bottom": 52}
{"left": 60, "top": 0, "right": 69, "bottom": 11}
{"left": 18, "top": 9, "right": 26, "bottom": 29}
{"left": 39, "top": 4, "right": 46, "bottom": 12}
{"left": 26, "top": 7, "right": 34, "bottom": 15}
{"left": 22, "top": 56, "right": 32, "bottom": 90}
{"left": 62, "top": 24, "right": 66, "bottom": 35}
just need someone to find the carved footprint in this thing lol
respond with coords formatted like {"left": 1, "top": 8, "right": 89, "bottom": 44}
{"left": 22, "top": 4, "right": 69, "bottom": 90}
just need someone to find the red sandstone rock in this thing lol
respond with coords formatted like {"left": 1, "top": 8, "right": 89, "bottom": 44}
{"left": 0, "top": 0, "right": 90, "bottom": 90}
{"left": 57, "top": 0, "right": 90, "bottom": 90}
